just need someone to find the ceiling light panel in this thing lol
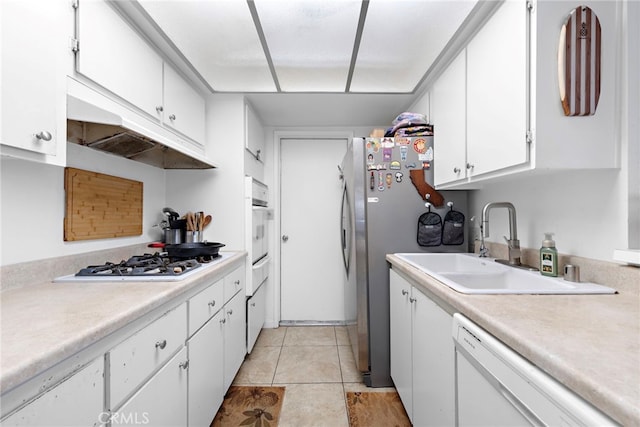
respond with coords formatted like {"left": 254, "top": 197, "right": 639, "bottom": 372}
{"left": 254, "top": 0, "right": 361, "bottom": 92}
{"left": 350, "top": 0, "right": 478, "bottom": 93}
{"left": 138, "top": 0, "right": 275, "bottom": 92}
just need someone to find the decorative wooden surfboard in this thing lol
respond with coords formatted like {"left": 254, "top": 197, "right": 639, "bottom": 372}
{"left": 558, "top": 5, "right": 602, "bottom": 116}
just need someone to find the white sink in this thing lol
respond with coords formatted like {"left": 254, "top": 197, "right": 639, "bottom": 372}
{"left": 394, "top": 253, "right": 616, "bottom": 295}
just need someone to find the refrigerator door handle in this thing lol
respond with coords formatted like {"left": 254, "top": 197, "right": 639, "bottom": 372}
{"left": 340, "top": 184, "right": 351, "bottom": 275}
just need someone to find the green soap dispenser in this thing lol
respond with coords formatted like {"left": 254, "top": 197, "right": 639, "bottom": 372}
{"left": 540, "top": 232, "right": 558, "bottom": 277}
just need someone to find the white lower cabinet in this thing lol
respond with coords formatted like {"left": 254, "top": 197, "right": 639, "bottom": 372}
{"left": 1, "top": 358, "right": 104, "bottom": 427}
{"left": 186, "top": 261, "right": 247, "bottom": 425}
{"left": 109, "top": 303, "right": 187, "bottom": 408}
{"left": 223, "top": 290, "right": 247, "bottom": 391}
{"left": 247, "top": 281, "right": 267, "bottom": 354}
{"left": 412, "top": 287, "right": 455, "bottom": 426}
{"left": 1, "top": 258, "right": 247, "bottom": 427}
{"left": 115, "top": 347, "right": 188, "bottom": 427}
{"left": 389, "top": 268, "right": 455, "bottom": 427}
{"left": 389, "top": 271, "right": 413, "bottom": 420}
{"left": 187, "top": 309, "right": 225, "bottom": 426}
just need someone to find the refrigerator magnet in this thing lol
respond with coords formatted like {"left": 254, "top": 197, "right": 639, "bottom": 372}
{"left": 378, "top": 172, "right": 385, "bottom": 191}
{"left": 386, "top": 173, "right": 392, "bottom": 189}
{"left": 425, "top": 146, "right": 434, "bottom": 161}
{"left": 367, "top": 153, "right": 374, "bottom": 164}
{"left": 413, "top": 138, "right": 427, "bottom": 154}
{"left": 383, "top": 147, "right": 392, "bottom": 162}
{"left": 390, "top": 161, "right": 401, "bottom": 170}
{"left": 422, "top": 162, "right": 431, "bottom": 170}
{"left": 381, "top": 137, "right": 394, "bottom": 148}
{"left": 395, "top": 172, "right": 404, "bottom": 183}
{"left": 400, "top": 145, "right": 408, "bottom": 161}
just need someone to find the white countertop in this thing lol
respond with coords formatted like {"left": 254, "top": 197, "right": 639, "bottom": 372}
{"left": 0, "top": 251, "right": 245, "bottom": 395}
{"left": 387, "top": 254, "right": 640, "bottom": 426}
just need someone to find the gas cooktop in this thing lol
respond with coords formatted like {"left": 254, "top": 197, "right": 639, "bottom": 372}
{"left": 53, "top": 252, "right": 232, "bottom": 282}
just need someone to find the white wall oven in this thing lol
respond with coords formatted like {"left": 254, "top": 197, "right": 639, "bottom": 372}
{"left": 245, "top": 177, "right": 270, "bottom": 353}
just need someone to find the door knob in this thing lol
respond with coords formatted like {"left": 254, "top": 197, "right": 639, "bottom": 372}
{"left": 282, "top": 235, "right": 289, "bottom": 242}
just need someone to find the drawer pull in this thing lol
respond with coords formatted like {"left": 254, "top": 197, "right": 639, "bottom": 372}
{"left": 155, "top": 340, "right": 167, "bottom": 350}
{"left": 401, "top": 289, "right": 409, "bottom": 296}
{"left": 227, "top": 309, "right": 233, "bottom": 316}
{"left": 220, "top": 318, "right": 226, "bottom": 324}
{"left": 234, "top": 280, "right": 240, "bottom": 285}
{"left": 179, "top": 360, "right": 189, "bottom": 370}
{"left": 208, "top": 300, "right": 216, "bottom": 307}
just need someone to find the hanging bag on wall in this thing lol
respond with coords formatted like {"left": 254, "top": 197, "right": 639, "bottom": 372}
{"left": 417, "top": 210, "right": 443, "bottom": 247}
{"left": 442, "top": 206, "right": 465, "bottom": 246}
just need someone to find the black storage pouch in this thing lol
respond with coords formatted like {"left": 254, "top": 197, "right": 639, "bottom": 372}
{"left": 417, "top": 211, "right": 442, "bottom": 247}
{"left": 442, "top": 209, "right": 465, "bottom": 245}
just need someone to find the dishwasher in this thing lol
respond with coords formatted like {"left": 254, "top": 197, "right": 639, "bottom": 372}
{"left": 452, "top": 314, "right": 618, "bottom": 426}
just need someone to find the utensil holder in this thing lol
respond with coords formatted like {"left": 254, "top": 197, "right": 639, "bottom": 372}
{"left": 186, "top": 231, "right": 202, "bottom": 243}
{"left": 164, "top": 228, "right": 183, "bottom": 244}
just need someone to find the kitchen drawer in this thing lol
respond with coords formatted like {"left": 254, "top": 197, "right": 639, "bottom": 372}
{"left": 116, "top": 347, "right": 187, "bottom": 426}
{"left": 109, "top": 303, "right": 187, "bottom": 407}
{"left": 224, "top": 266, "right": 244, "bottom": 303}
{"left": 188, "top": 279, "right": 223, "bottom": 337}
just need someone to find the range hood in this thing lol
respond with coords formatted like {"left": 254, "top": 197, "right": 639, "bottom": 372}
{"left": 67, "top": 78, "right": 215, "bottom": 169}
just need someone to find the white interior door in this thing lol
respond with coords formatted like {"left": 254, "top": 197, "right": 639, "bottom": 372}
{"left": 280, "top": 138, "right": 347, "bottom": 321}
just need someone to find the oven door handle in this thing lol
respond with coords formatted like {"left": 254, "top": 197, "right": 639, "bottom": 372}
{"left": 252, "top": 255, "right": 271, "bottom": 269}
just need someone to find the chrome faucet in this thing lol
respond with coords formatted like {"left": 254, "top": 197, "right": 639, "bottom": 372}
{"left": 481, "top": 202, "right": 522, "bottom": 266}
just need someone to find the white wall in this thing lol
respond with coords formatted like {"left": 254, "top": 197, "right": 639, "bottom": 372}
{"left": 166, "top": 94, "right": 246, "bottom": 251}
{"left": 467, "top": 170, "right": 627, "bottom": 261}
{"left": 0, "top": 143, "right": 166, "bottom": 266}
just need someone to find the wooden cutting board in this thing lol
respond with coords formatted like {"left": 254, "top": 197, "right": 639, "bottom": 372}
{"left": 64, "top": 167, "right": 143, "bottom": 241}
{"left": 558, "top": 5, "right": 601, "bottom": 116}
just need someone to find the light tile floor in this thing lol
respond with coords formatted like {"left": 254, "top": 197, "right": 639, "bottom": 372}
{"left": 231, "top": 326, "right": 397, "bottom": 427}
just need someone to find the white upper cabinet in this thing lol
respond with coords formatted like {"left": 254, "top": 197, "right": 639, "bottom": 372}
{"left": 432, "top": 0, "right": 621, "bottom": 189}
{"left": 163, "top": 64, "right": 206, "bottom": 145}
{"left": 76, "top": 0, "right": 163, "bottom": 119}
{"left": 432, "top": 51, "right": 467, "bottom": 185}
{"left": 75, "top": 0, "right": 206, "bottom": 152}
{"left": 466, "top": 0, "right": 528, "bottom": 178}
{"left": 0, "top": 0, "right": 67, "bottom": 166}
{"left": 245, "top": 101, "right": 265, "bottom": 163}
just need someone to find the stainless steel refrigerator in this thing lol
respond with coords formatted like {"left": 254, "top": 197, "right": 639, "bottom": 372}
{"left": 340, "top": 136, "right": 468, "bottom": 387}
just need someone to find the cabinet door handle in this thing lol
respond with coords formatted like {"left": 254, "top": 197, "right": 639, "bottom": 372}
{"left": 156, "top": 105, "right": 164, "bottom": 113}
{"left": 179, "top": 360, "right": 189, "bottom": 370}
{"left": 208, "top": 300, "right": 216, "bottom": 307}
{"left": 220, "top": 318, "right": 226, "bottom": 324}
{"left": 234, "top": 280, "right": 240, "bottom": 285}
{"left": 401, "top": 289, "right": 409, "bottom": 296}
{"left": 35, "top": 131, "right": 52, "bottom": 141}
{"left": 453, "top": 167, "right": 461, "bottom": 173}
{"left": 409, "top": 297, "right": 417, "bottom": 303}
{"left": 227, "top": 309, "right": 233, "bottom": 316}
{"left": 169, "top": 114, "right": 176, "bottom": 121}
{"left": 466, "top": 163, "right": 474, "bottom": 170}
{"left": 251, "top": 302, "right": 256, "bottom": 307}
{"left": 155, "top": 340, "right": 167, "bottom": 350}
